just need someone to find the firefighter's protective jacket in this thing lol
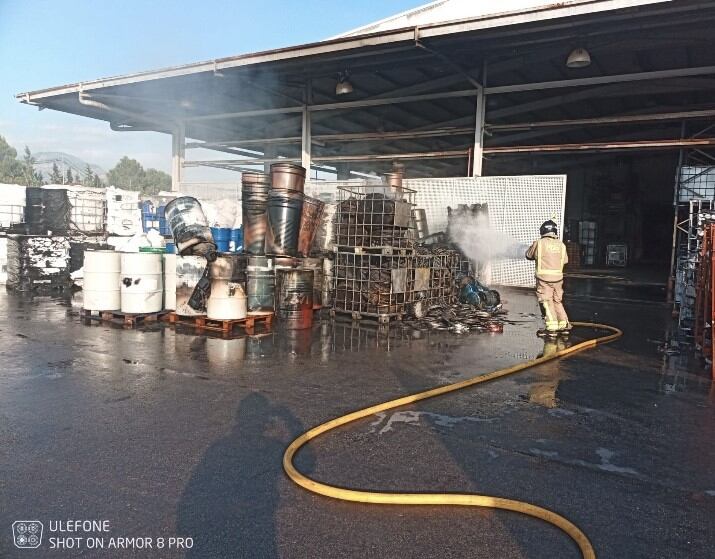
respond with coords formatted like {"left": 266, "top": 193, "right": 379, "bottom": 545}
{"left": 525, "top": 232, "right": 568, "bottom": 282}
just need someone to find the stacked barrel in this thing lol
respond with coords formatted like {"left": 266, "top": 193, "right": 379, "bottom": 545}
{"left": 240, "top": 163, "right": 328, "bottom": 329}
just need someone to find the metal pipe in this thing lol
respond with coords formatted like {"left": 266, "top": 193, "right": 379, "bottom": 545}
{"left": 184, "top": 150, "right": 468, "bottom": 167}
{"left": 185, "top": 127, "right": 475, "bottom": 150}
{"left": 487, "top": 109, "right": 715, "bottom": 132}
{"left": 484, "top": 138, "right": 715, "bottom": 154}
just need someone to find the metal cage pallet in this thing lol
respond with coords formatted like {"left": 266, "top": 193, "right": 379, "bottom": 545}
{"left": 333, "top": 251, "right": 415, "bottom": 319}
{"left": 335, "top": 183, "right": 415, "bottom": 249}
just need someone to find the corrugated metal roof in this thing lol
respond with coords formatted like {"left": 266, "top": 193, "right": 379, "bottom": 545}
{"left": 333, "top": 0, "right": 667, "bottom": 38}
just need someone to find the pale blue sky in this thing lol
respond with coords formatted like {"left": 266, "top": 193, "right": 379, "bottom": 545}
{"left": 0, "top": 0, "right": 420, "bottom": 178}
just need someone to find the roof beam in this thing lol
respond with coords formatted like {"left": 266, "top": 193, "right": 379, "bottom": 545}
{"left": 487, "top": 108, "right": 715, "bottom": 132}
{"left": 484, "top": 138, "right": 715, "bottom": 154}
{"left": 484, "top": 65, "right": 715, "bottom": 95}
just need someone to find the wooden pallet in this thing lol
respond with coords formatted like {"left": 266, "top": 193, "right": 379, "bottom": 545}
{"left": 165, "top": 311, "right": 273, "bottom": 335}
{"left": 80, "top": 308, "right": 166, "bottom": 327}
{"left": 330, "top": 308, "right": 403, "bottom": 324}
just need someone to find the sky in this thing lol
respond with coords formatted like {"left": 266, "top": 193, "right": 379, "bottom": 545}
{"left": 0, "top": 0, "right": 422, "bottom": 179}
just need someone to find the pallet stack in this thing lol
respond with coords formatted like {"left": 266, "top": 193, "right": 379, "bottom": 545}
{"left": 332, "top": 181, "right": 416, "bottom": 322}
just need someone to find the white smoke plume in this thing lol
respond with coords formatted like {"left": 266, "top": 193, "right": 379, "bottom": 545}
{"left": 450, "top": 212, "right": 530, "bottom": 263}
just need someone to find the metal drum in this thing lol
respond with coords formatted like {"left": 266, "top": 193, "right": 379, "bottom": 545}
{"left": 298, "top": 196, "right": 325, "bottom": 257}
{"left": 242, "top": 172, "right": 271, "bottom": 255}
{"left": 163, "top": 253, "right": 177, "bottom": 310}
{"left": 384, "top": 172, "right": 405, "bottom": 199}
{"left": 207, "top": 280, "right": 247, "bottom": 320}
{"left": 207, "top": 253, "right": 248, "bottom": 320}
{"left": 312, "top": 202, "right": 337, "bottom": 254}
{"left": 210, "top": 253, "right": 248, "bottom": 285}
{"left": 164, "top": 196, "right": 216, "bottom": 257}
{"left": 300, "top": 257, "right": 323, "bottom": 307}
{"left": 246, "top": 256, "right": 275, "bottom": 312}
{"left": 411, "top": 208, "right": 430, "bottom": 240}
{"left": 120, "top": 253, "right": 163, "bottom": 314}
{"left": 83, "top": 250, "right": 121, "bottom": 311}
{"left": 276, "top": 269, "right": 313, "bottom": 330}
{"left": 270, "top": 162, "right": 306, "bottom": 193}
{"left": 266, "top": 190, "right": 303, "bottom": 257}
{"left": 176, "top": 255, "right": 207, "bottom": 316}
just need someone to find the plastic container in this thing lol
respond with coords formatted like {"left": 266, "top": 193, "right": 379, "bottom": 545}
{"left": 165, "top": 242, "right": 176, "bottom": 254}
{"left": 230, "top": 227, "right": 243, "bottom": 252}
{"left": 120, "top": 252, "right": 163, "bottom": 313}
{"left": 211, "top": 227, "right": 231, "bottom": 253}
{"left": 83, "top": 250, "right": 121, "bottom": 311}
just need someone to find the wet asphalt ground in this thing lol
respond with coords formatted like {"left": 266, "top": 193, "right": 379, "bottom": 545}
{"left": 0, "top": 284, "right": 713, "bottom": 558}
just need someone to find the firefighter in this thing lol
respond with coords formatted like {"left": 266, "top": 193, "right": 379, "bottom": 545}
{"left": 525, "top": 220, "right": 571, "bottom": 337}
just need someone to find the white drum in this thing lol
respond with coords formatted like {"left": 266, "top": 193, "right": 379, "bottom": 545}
{"left": 176, "top": 255, "right": 207, "bottom": 316}
{"left": 120, "top": 253, "right": 163, "bottom": 314}
{"left": 163, "top": 253, "right": 177, "bottom": 311}
{"left": 207, "top": 280, "right": 247, "bottom": 320}
{"left": 83, "top": 250, "right": 121, "bottom": 311}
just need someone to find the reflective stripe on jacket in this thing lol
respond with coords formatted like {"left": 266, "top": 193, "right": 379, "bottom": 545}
{"left": 525, "top": 234, "right": 568, "bottom": 282}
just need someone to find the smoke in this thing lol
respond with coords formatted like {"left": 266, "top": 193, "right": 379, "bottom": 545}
{"left": 450, "top": 213, "right": 530, "bottom": 263}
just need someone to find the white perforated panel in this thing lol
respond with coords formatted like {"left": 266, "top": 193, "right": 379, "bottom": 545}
{"left": 306, "top": 175, "right": 566, "bottom": 287}
{"left": 406, "top": 176, "right": 567, "bottom": 287}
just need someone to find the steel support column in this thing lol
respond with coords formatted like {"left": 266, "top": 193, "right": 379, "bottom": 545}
{"left": 171, "top": 122, "right": 185, "bottom": 191}
{"left": 302, "top": 81, "right": 312, "bottom": 171}
{"left": 472, "top": 85, "right": 486, "bottom": 176}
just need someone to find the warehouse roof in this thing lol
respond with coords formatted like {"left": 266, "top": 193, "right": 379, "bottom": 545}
{"left": 15, "top": 0, "right": 715, "bottom": 177}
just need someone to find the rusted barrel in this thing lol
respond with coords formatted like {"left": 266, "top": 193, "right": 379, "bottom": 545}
{"left": 270, "top": 162, "right": 306, "bottom": 193}
{"left": 266, "top": 190, "right": 303, "bottom": 257}
{"left": 164, "top": 197, "right": 216, "bottom": 258}
{"left": 298, "top": 196, "right": 325, "bottom": 257}
{"left": 276, "top": 269, "right": 313, "bottom": 329}
{"left": 246, "top": 256, "right": 275, "bottom": 312}
{"left": 242, "top": 172, "right": 271, "bottom": 255}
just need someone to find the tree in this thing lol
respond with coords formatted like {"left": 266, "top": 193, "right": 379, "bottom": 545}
{"left": 49, "top": 162, "right": 63, "bottom": 184}
{"left": 92, "top": 174, "right": 104, "bottom": 188}
{"left": 107, "top": 156, "right": 145, "bottom": 190}
{"left": 21, "top": 146, "right": 43, "bottom": 186}
{"left": 107, "top": 156, "right": 171, "bottom": 195}
{"left": 0, "top": 135, "right": 23, "bottom": 183}
{"left": 66, "top": 168, "right": 74, "bottom": 184}
{"left": 83, "top": 163, "right": 94, "bottom": 187}
{"left": 143, "top": 168, "right": 171, "bottom": 195}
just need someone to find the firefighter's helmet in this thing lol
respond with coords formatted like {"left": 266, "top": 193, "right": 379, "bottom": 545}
{"left": 539, "top": 220, "right": 558, "bottom": 237}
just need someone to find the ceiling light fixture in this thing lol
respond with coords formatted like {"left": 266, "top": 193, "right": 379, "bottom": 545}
{"left": 566, "top": 47, "right": 592, "bottom": 69}
{"left": 335, "top": 71, "right": 353, "bottom": 95}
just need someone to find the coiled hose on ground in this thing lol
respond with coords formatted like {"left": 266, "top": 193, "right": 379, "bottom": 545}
{"left": 284, "top": 322, "right": 623, "bottom": 559}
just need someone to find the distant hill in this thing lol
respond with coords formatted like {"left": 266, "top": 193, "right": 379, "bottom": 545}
{"left": 33, "top": 152, "right": 106, "bottom": 181}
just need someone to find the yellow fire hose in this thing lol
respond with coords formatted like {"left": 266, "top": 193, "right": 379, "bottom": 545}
{"left": 284, "top": 322, "right": 623, "bottom": 559}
